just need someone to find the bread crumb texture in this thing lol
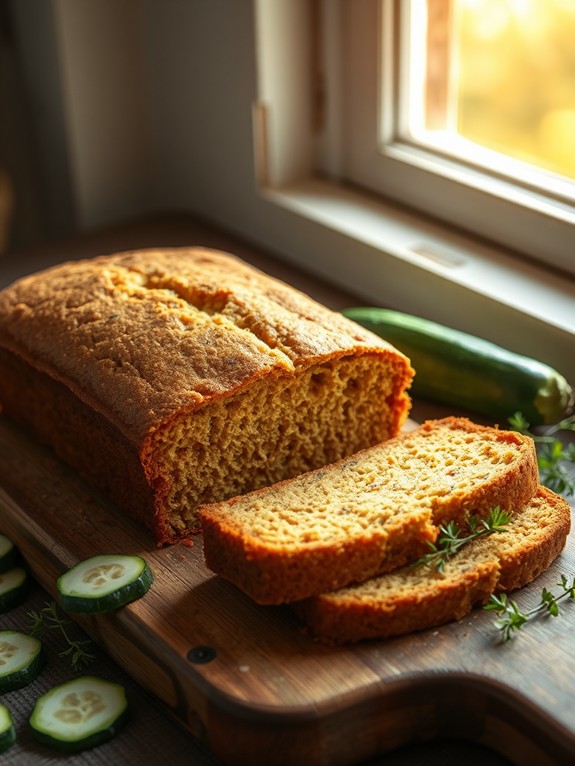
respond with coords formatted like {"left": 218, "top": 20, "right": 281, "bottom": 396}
{"left": 0, "top": 248, "right": 414, "bottom": 543}
{"left": 295, "top": 485, "right": 571, "bottom": 644}
{"left": 200, "top": 417, "right": 540, "bottom": 603}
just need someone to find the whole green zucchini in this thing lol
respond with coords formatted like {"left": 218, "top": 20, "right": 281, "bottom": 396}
{"left": 342, "top": 307, "right": 573, "bottom": 426}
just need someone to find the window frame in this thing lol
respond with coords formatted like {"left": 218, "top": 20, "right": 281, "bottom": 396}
{"left": 254, "top": 0, "right": 575, "bottom": 383}
{"left": 329, "top": 0, "right": 575, "bottom": 276}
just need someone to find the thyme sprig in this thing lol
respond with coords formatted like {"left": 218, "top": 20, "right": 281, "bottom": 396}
{"left": 415, "top": 506, "right": 511, "bottom": 572}
{"left": 28, "top": 600, "right": 96, "bottom": 671}
{"left": 484, "top": 574, "right": 575, "bottom": 641}
{"left": 509, "top": 412, "right": 575, "bottom": 496}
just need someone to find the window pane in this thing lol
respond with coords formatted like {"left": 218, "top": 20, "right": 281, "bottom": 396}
{"left": 421, "top": 0, "right": 575, "bottom": 181}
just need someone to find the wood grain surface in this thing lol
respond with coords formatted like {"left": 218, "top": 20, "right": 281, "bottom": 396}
{"left": 0, "top": 415, "right": 574, "bottom": 766}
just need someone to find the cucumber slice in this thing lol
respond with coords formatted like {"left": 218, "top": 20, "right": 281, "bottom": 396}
{"left": 0, "top": 703, "right": 16, "bottom": 753}
{"left": 0, "top": 534, "right": 21, "bottom": 574}
{"left": 57, "top": 554, "right": 153, "bottom": 614}
{"left": 0, "top": 566, "right": 30, "bottom": 613}
{"left": 29, "top": 675, "right": 129, "bottom": 753}
{"left": 0, "top": 630, "right": 44, "bottom": 692}
{"left": 0, "top": 704, "right": 16, "bottom": 753}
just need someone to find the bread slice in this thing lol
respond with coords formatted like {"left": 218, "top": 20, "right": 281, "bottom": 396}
{"left": 294, "top": 485, "right": 571, "bottom": 644}
{"left": 200, "top": 417, "right": 539, "bottom": 604}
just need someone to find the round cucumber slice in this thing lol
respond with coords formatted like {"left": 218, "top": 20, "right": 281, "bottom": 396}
{"left": 0, "top": 566, "right": 30, "bottom": 613}
{"left": 57, "top": 554, "right": 153, "bottom": 614}
{"left": 0, "top": 703, "right": 16, "bottom": 753}
{"left": 0, "top": 630, "right": 44, "bottom": 692}
{"left": 0, "top": 534, "right": 21, "bottom": 574}
{"left": 29, "top": 675, "right": 129, "bottom": 753}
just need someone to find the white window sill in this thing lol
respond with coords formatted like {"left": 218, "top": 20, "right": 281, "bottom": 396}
{"left": 260, "top": 177, "right": 575, "bottom": 382}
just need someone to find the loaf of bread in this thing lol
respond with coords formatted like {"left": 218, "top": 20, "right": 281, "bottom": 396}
{"left": 294, "top": 485, "right": 571, "bottom": 644}
{"left": 0, "top": 247, "right": 414, "bottom": 544}
{"left": 200, "top": 417, "right": 539, "bottom": 604}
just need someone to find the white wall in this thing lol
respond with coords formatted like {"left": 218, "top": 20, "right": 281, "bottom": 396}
{"left": 53, "top": 0, "right": 155, "bottom": 227}
{"left": 48, "top": 0, "right": 263, "bottom": 235}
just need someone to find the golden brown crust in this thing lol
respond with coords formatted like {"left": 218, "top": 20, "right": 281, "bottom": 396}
{"left": 0, "top": 248, "right": 410, "bottom": 444}
{"left": 200, "top": 417, "right": 540, "bottom": 604}
{"left": 0, "top": 248, "right": 414, "bottom": 544}
{"left": 294, "top": 561, "right": 501, "bottom": 645}
{"left": 495, "top": 486, "right": 572, "bottom": 591}
{"left": 201, "top": 505, "right": 437, "bottom": 605}
{"left": 295, "top": 486, "right": 571, "bottom": 644}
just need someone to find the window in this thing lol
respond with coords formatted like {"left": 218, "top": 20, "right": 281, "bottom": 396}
{"left": 322, "top": 0, "right": 575, "bottom": 275}
{"left": 442, "top": 0, "right": 575, "bottom": 181}
{"left": 254, "top": 0, "right": 574, "bottom": 381}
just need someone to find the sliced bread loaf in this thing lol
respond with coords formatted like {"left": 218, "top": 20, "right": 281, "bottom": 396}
{"left": 294, "top": 485, "right": 571, "bottom": 644}
{"left": 200, "top": 417, "right": 539, "bottom": 604}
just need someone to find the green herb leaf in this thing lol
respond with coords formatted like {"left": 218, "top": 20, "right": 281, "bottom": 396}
{"left": 486, "top": 574, "right": 575, "bottom": 641}
{"left": 414, "top": 506, "right": 511, "bottom": 572}
{"left": 27, "top": 601, "right": 96, "bottom": 671}
{"left": 509, "top": 412, "right": 575, "bottom": 496}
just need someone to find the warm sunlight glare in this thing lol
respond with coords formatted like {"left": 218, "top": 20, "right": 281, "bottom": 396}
{"left": 455, "top": 0, "right": 575, "bottom": 179}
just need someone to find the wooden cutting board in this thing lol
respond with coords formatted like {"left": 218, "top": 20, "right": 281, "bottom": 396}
{"left": 1, "top": 415, "right": 574, "bottom": 766}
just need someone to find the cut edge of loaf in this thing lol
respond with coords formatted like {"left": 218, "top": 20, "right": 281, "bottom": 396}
{"left": 143, "top": 350, "right": 413, "bottom": 542}
{"left": 293, "top": 485, "right": 571, "bottom": 644}
{"left": 200, "top": 417, "right": 540, "bottom": 604}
